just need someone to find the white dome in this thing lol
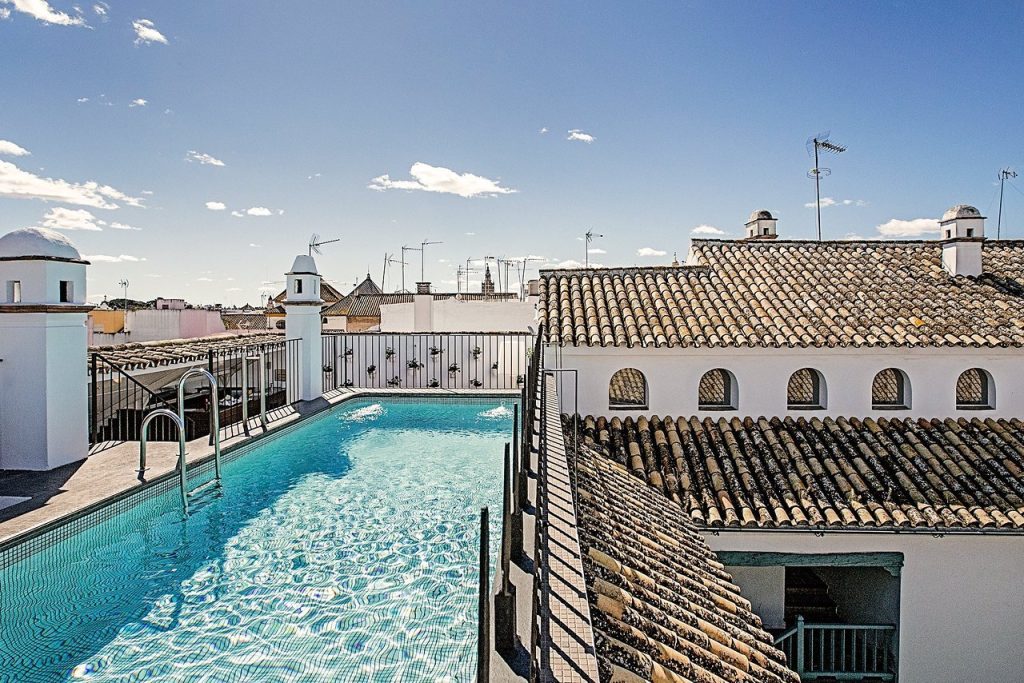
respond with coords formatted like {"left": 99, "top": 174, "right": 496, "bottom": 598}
{"left": 942, "top": 204, "right": 982, "bottom": 222}
{"left": 0, "top": 227, "right": 82, "bottom": 261}
{"left": 748, "top": 209, "right": 774, "bottom": 222}
{"left": 289, "top": 254, "right": 319, "bottom": 275}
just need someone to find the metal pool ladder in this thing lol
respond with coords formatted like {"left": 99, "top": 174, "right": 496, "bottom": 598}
{"left": 139, "top": 409, "right": 190, "bottom": 513}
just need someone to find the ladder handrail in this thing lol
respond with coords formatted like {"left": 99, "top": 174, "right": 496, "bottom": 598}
{"left": 177, "top": 368, "right": 222, "bottom": 484}
{"left": 139, "top": 408, "right": 188, "bottom": 513}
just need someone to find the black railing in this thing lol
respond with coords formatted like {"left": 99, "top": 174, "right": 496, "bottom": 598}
{"left": 88, "top": 338, "right": 301, "bottom": 446}
{"left": 321, "top": 332, "right": 530, "bottom": 391}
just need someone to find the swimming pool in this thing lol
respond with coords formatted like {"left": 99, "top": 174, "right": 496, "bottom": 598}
{"left": 0, "top": 398, "right": 513, "bottom": 682}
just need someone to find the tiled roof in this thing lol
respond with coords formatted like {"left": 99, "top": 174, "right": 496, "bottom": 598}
{"left": 538, "top": 239, "right": 1024, "bottom": 348}
{"left": 90, "top": 333, "right": 284, "bottom": 371}
{"left": 571, "top": 435, "right": 798, "bottom": 682}
{"left": 573, "top": 413, "right": 1024, "bottom": 530}
{"left": 323, "top": 293, "right": 414, "bottom": 318}
{"left": 221, "top": 313, "right": 267, "bottom": 331}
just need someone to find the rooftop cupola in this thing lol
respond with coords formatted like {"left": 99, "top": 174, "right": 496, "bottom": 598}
{"left": 744, "top": 209, "right": 778, "bottom": 240}
{"left": 285, "top": 254, "right": 322, "bottom": 304}
{"left": 940, "top": 204, "right": 985, "bottom": 277}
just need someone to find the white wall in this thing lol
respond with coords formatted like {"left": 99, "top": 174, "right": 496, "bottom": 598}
{"left": 545, "top": 345, "right": 1024, "bottom": 418}
{"left": 708, "top": 531, "right": 1024, "bottom": 683}
{"left": 725, "top": 566, "right": 785, "bottom": 629}
{"left": 381, "top": 299, "right": 535, "bottom": 332}
{"left": 126, "top": 309, "right": 226, "bottom": 343}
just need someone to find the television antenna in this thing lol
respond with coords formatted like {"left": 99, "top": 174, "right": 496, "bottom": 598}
{"left": 584, "top": 230, "right": 603, "bottom": 268}
{"left": 420, "top": 239, "right": 442, "bottom": 282}
{"left": 308, "top": 233, "right": 340, "bottom": 256}
{"left": 399, "top": 245, "right": 421, "bottom": 292}
{"left": 117, "top": 278, "right": 129, "bottom": 316}
{"left": 806, "top": 132, "right": 847, "bottom": 241}
{"left": 997, "top": 168, "right": 1018, "bottom": 240}
{"left": 382, "top": 253, "right": 405, "bottom": 292}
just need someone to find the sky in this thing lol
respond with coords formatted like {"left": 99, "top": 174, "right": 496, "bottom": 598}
{"left": 2, "top": 1, "right": 1023, "bottom": 305}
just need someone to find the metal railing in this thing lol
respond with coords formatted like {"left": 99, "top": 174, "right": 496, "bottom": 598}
{"left": 321, "top": 332, "right": 530, "bottom": 391}
{"left": 88, "top": 338, "right": 300, "bottom": 446}
{"left": 775, "top": 616, "right": 897, "bottom": 681}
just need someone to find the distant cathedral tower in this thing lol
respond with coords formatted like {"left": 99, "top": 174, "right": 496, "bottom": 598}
{"left": 482, "top": 264, "right": 495, "bottom": 294}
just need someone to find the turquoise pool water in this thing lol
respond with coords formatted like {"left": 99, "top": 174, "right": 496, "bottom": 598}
{"left": 0, "top": 399, "right": 513, "bottom": 682}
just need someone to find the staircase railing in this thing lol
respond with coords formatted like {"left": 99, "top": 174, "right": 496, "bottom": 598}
{"left": 775, "top": 615, "right": 896, "bottom": 681}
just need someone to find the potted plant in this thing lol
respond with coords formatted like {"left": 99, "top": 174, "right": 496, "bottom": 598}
{"left": 516, "top": 374, "right": 525, "bottom": 386}
{"left": 385, "top": 347, "right": 395, "bottom": 360}
{"left": 343, "top": 379, "right": 354, "bottom": 388}
{"left": 471, "top": 346, "right": 482, "bottom": 359}
{"left": 387, "top": 376, "right": 401, "bottom": 387}
{"left": 428, "top": 378, "right": 440, "bottom": 388}
{"left": 491, "top": 361, "right": 499, "bottom": 371}
{"left": 407, "top": 359, "right": 423, "bottom": 370}
{"left": 343, "top": 348, "right": 354, "bottom": 357}
{"left": 429, "top": 345, "right": 443, "bottom": 357}
{"left": 366, "top": 364, "right": 376, "bottom": 376}
{"left": 322, "top": 364, "right": 334, "bottom": 374}
{"left": 470, "top": 379, "right": 483, "bottom": 388}
{"left": 448, "top": 362, "right": 460, "bottom": 374}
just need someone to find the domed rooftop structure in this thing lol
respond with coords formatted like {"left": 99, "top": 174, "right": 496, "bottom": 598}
{"left": 288, "top": 254, "right": 319, "bottom": 275}
{"left": 748, "top": 209, "right": 774, "bottom": 222}
{"left": 942, "top": 204, "right": 983, "bottom": 222}
{"left": 0, "top": 227, "right": 83, "bottom": 261}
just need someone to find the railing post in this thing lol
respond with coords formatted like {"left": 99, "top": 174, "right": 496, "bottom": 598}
{"left": 476, "top": 506, "right": 490, "bottom": 683}
{"left": 796, "top": 615, "right": 806, "bottom": 676}
{"left": 89, "top": 353, "right": 98, "bottom": 446}
{"left": 241, "top": 352, "right": 251, "bottom": 436}
{"left": 495, "top": 443, "right": 517, "bottom": 656}
{"left": 206, "top": 349, "right": 215, "bottom": 446}
{"left": 258, "top": 348, "right": 268, "bottom": 431}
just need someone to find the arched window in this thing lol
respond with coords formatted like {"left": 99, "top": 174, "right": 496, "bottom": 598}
{"left": 274, "top": 319, "right": 286, "bottom": 330}
{"left": 788, "top": 368, "right": 826, "bottom": 410}
{"left": 699, "top": 369, "right": 736, "bottom": 410}
{"left": 872, "top": 368, "right": 909, "bottom": 410}
{"left": 956, "top": 368, "right": 994, "bottom": 409}
{"left": 609, "top": 368, "right": 648, "bottom": 410}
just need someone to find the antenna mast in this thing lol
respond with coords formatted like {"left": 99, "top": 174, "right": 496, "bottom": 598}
{"left": 400, "top": 245, "right": 420, "bottom": 293}
{"left": 584, "top": 230, "right": 603, "bottom": 268}
{"left": 308, "top": 233, "right": 341, "bottom": 256}
{"left": 118, "top": 278, "right": 129, "bottom": 317}
{"left": 806, "top": 133, "right": 847, "bottom": 241}
{"left": 998, "top": 168, "right": 1017, "bottom": 240}
{"left": 420, "top": 239, "right": 442, "bottom": 283}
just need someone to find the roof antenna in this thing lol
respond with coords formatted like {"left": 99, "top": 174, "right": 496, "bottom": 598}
{"left": 806, "top": 132, "right": 847, "bottom": 241}
{"left": 584, "top": 230, "right": 604, "bottom": 268}
{"left": 997, "top": 168, "right": 1017, "bottom": 240}
{"left": 308, "top": 233, "right": 341, "bottom": 256}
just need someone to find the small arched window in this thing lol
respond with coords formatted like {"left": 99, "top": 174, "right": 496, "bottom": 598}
{"left": 609, "top": 368, "right": 648, "bottom": 410}
{"left": 275, "top": 319, "right": 286, "bottom": 330}
{"left": 872, "top": 368, "right": 909, "bottom": 410}
{"left": 699, "top": 369, "right": 736, "bottom": 410}
{"left": 788, "top": 368, "right": 826, "bottom": 410}
{"left": 956, "top": 368, "right": 994, "bottom": 409}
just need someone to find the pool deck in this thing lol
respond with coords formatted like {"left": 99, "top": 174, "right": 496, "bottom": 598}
{"left": 0, "top": 388, "right": 518, "bottom": 548}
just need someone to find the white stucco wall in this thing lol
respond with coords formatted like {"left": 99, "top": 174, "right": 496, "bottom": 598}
{"left": 725, "top": 566, "right": 786, "bottom": 629}
{"left": 381, "top": 299, "right": 535, "bottom": 332}
{"left": 708, "top": 531, "right": 1024, "bottom": 683}
{"left": 545, "top": 345, "right": 1024, "bottom": 418}
{"left": 125, "top": 309, "right": 226, "bottom": 343}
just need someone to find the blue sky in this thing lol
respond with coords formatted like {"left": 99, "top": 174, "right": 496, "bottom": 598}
{"left": 2, "top": 1, "right": 1023, "bottom": 304}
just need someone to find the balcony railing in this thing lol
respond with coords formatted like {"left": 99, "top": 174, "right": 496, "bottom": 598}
{"left": 775, "top": 616, "right": 896, "bottom": 681}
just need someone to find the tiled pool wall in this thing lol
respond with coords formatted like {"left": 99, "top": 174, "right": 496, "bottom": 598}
{"left": 0, "top": 392, "right": 518, "bottom": 572}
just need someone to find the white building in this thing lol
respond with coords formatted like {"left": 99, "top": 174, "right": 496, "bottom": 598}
{"left": 543, "top": 205, "right": 1024, "bottom": 682}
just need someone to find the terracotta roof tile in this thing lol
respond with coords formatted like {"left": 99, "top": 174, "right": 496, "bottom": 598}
{"left": 572, "top": 413, "right": 1024, "bottom": 530}
{"left": 539, "top": 240, "right": 1024, "bottom": 348}
{"left": 571, "top": 435, "right": 799, "bottom": 682}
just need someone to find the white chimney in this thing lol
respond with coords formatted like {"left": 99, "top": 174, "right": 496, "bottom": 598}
{"left": 744, "top": 209, "right": 777, "bottom": 240}
{"left": 940, "top": 204, "right": 985, "bottom": 277}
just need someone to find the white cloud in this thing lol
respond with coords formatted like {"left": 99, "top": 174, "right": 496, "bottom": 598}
{"left": 804, "top": 197, "right": 866, "bottom": 209}
{"left": 567, "top": 129, "right": 595, "bottom": 143}
{"left": 185, "top": 150, "right": 225, "bottom": 167}
{"left": 140, "top": 189, "right": 154, "bottom": 195}
{"left": 92, "top": 2, "right": 106, "bottom": 16}
{"left": 691, "top": 224, "right": 726, "bottom": 236}
{"left": 132, "top": 18, "right": 167, "bottom": 45}
{"left": 875, "top": 217, "right": 940, "bottom": 238}
{"left": 587, "top": 247, "right": 607, "bottom": 254}
{"left": 246, "top": 207, "right": 272, "bottom": 216}
{"left": 0, "top": 7, "right": 10, "bottom": 19}
{"left": 40, "top": 207, "right": 104, "bottom": 231}
{"left": 277, "top": 209, "right": 284, "bottom": 215}
{"left": 636, "top": 247, "right": 667, "bottom": 257}
{"left": 84, "top": 254, "right": 145, "bottom": 263}
{"left": 76, "top": 97, "right": 89, "bottom": 103}
{"left": 129, "top": 98, "right": 147, "bottom": 107}
{"left": 231, "top": 211, "right": 243, "bottom": 217}
{"left": 369, "top": 162, "right": 516, "bottom": 198}
{"left": 205, "top": 201, "right": 226, "bottom": 211}
{"left": 0, "top": 140, "right": 30, "bottom": 157}
{"left": 248, "top": 243, "right": 261, "bottom": 248}
{"left": 226, "top": 287, "right": 242, "bottom": 292}
{"left": 549, "top": 259, "right": 604, "bottom": 269}
{"left": 539, "top": 127, "right": 549, "bottom": 134}
{"left": 465, "top": 231, "right": 476, "bottom": 236}
{"left": 196, "top": 277, "right": 213, "bottom": 282}
{"left": 0, "top": 0, "right": 86, "bottom": 26}
{"left": 307, "top": 172, "right": 321, "bottom": 180}
{"left": 0, "top": 160, "right": 143, "bottom": 208}
{"left": 108, "top": 222, "right": 141, "bottom": 231}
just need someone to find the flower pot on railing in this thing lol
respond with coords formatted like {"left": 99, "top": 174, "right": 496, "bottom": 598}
{"left": 385, "top": 348, "right": 395, "bottom": 361}
{"left": 448, "top": 362, "right": 460, "bottom": 375}
{"left": 366, "top": 364, "right": 376, "bottom": 376}
{"left": 516, "top": 374, "right": 525, "bottom": 386}
{"left": 470, "top": 379, "right": 483, "bottom": 388}
{"left": 491, "top": 361, "right": 499, "bottom": 372}
{"left": 322, "top": 365, "right": 334, "bottom": 374}
{"left": 387, "top": 376, "right": 401, "bottom": 387}
{"left": 471, "top": 346, "right": 482, "bottom": 359}
{"left": 429, "top": 346, "right": 443, "bottom": 360}
{"left": 428, "top": 378, "right": 440, "bottom": 388}
{"left": 407, "top": 359, "right": 423, "bottom": 371}
{"left": 344, "top": 348, "right": 354, "bottom": 362}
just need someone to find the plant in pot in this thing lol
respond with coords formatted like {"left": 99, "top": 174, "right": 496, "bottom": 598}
{"left": 448, "top": 362, "right": 460, "bottom": 374}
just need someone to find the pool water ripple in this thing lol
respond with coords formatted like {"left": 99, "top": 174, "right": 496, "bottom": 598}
{"left": 0, "top": 400, "right": 510, "bottom": 682}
